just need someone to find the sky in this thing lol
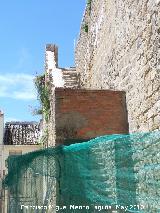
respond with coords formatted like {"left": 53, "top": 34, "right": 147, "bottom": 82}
{"left": 0, "top": 0, "right": 86, "bottom": 122}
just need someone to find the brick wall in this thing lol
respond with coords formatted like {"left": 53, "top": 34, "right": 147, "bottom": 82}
{"left": 55, "top": 88, "right": 128, "bottom": 145}
{"left": 75, "top": 0, "right": 160, "bottom": 132}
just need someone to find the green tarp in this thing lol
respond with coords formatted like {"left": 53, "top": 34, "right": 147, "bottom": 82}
{"left": 3, "top": 131, "right": 160, "bottom": 212}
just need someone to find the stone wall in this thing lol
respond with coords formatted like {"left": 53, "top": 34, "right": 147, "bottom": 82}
{"left": 44, "top": 44, "right": 81, "bottom": 146}
{"left": 75, "top": 0, "right": 160, "bottom": 132}
{"left": 0, "top": 111, "right": 4, "bottom": 209}
{"left": 55, "top": 88, "right": 128, "bottom": 145}
{"left": 0, "top": 111, "right": 4, "bottom": 145}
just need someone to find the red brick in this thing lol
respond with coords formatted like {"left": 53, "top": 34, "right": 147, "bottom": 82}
{"left": 55, "top": 89, "right": 129, "bottom": 145}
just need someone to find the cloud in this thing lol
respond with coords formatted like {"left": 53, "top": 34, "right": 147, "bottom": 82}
{"left": 0, "top": 73, "right": 37, "bottom": 100}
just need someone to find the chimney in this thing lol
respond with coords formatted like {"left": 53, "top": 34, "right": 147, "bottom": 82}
{"left": 45, "top": 44, "right": 58, "bottom": 71}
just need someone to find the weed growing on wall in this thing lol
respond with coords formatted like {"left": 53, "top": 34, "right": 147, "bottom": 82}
{"left": 34, "top": 74, "right": 50, "bottom": 122}
{"left": 82, "top": 24, "right": 88, "bottom": 33}
{"left": 87, "top": 0, "right": 92, "bottom": 13}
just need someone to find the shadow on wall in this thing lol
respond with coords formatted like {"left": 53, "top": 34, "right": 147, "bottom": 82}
{"left": 56, "top": 112, "right": 88, "bottom": 145}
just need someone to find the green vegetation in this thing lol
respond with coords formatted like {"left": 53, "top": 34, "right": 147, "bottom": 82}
{"left": 82, "top": 24, "right": 88, "bottom": 33}
{"left": 34, "top": 74, "right": 50, "bottom": 122}
{"left": 87, "top": 0, "right": 92, "bottom": 13}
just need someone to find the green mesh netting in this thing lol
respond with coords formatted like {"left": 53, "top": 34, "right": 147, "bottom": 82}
{"left": 2, "top": 131, "right": 160, "bottom": 213}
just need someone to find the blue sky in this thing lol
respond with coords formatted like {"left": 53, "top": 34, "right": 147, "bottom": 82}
{"left": 0, "top": 0, "right": 86, "bottom": 122}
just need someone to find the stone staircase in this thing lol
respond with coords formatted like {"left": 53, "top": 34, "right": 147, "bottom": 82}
{"left": 62, "top": 68, "right": 80, "bottom": 88}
